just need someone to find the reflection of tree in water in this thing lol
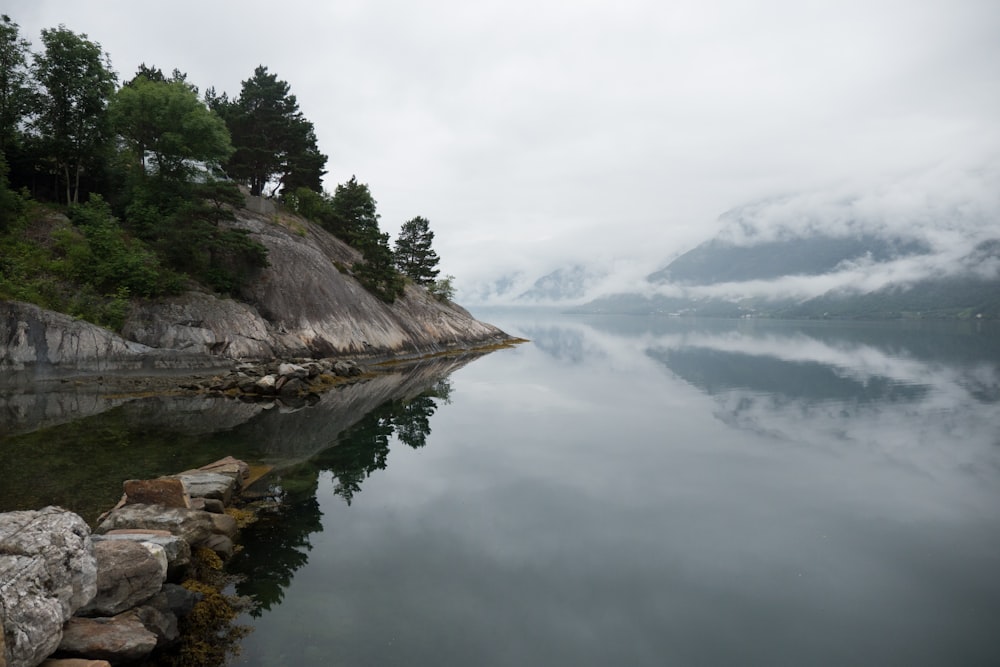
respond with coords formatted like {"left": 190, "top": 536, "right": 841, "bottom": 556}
{"left": 316, "top": 379, "right": 451, "bottom": 504}
{"left": 228, "top": 380, "right": 452, "bottom": 614}
{"left": 229, "top": 464, "right": 324, "bottom": 616}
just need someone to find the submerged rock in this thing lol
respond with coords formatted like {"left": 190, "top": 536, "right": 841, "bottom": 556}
{"left": 0, "top": 507, "right": 97, "bottom": 667}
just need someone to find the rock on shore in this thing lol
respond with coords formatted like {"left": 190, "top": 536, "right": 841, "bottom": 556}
{"left": 0, "top": 457, "right": 256, "bottom": 667}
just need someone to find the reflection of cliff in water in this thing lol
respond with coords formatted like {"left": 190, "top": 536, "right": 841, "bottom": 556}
{"left": 0, "top": 353, "right": 483, "bottom": 521}
{"left": 229, "top": 378, "right": 453, "bottom": 616}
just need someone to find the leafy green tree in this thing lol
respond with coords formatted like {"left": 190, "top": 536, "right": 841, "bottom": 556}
{"left": 110, "top": 75, "right": 232, "bottom": 181}
{"left": 32, "top": 26, "right": 117, "bottom": 204}
{"left": 0, "top": 14, "right": 34, "bottom": 155}
{"left": 213, "top": 65, "right": 327, "bottom": 197}
{"left": 428, "top": 274, "right": 456, "bottom": 302}
{"left": 394, "top": 215, "right": 440, "bottom": 285}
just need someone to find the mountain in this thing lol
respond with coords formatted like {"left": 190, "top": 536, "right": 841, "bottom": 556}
{"left": 573, "top": 181, "right": 1000, "bottom": 319}
{"left": 647, "top": 235, "right": 930, "bottom": 285}
{"left": 517, "top": 264, "right": 608, "bottom": 302}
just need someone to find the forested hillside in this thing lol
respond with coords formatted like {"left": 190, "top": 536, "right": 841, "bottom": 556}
{"left": 0, "top": 14, "right": 453, "bottom": 331}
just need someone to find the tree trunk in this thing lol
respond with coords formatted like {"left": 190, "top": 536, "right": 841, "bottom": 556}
{"left": 63, "top": 163, "right": 70, "bottom": 205}
{"left": 72, "top": 163, "right": 81, "bottom": 204}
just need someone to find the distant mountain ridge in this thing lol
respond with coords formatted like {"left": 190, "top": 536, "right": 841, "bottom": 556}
{"left": 572, "top": 174, "right": 1000, "bottom": 319}
{"left": 647, "top": 235, "right": 931, "bottom": 285}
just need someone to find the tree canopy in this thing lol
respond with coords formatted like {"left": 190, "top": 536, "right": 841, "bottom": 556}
{"left": 0, "top": 15, "right": 34, "bottom": 153}
{"left": 394, "top": 215, "right": 440, "bottom": 285}
{"left": 209, "top": 65, "right": 327, "bottom": 197}
{"left": 0, "top": 12, "right": 457, "bottom": 319}
{"left": 32, "top": 25, "right": 117, "bottom": 204}
{"left": 111, "top": 74, "right": 232, "bottom": 181}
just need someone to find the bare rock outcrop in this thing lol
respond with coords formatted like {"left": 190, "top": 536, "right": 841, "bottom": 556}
{"left": 122, "top": 209, "right": 508, "bottom": 360}
{"left": 0, "top": 508, "right": 97, "bottom": 667}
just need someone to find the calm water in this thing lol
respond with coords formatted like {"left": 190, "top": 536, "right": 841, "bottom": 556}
{"left": 229, "top": 313, "right": 1000, "bottom": 667}
{"left": 3, "top": 313, "right": 999, "bottom": 665}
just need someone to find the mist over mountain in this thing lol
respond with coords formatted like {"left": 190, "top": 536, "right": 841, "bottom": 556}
{"left": 572, "top": 164, "right": 1000, "bottom": 319}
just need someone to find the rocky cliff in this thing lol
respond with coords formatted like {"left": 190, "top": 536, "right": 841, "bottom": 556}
{"left": 1, "top": 202, "right": 508, "bottom": 374}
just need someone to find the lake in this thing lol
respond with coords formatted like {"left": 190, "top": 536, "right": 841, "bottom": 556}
{"left": 3, "top": 312, "right": 999, "bottom": 666}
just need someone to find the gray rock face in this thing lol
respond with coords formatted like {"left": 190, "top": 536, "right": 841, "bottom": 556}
{"left": 0, "top": 507, "right": 97, "bottom": 667}
{"left": 0, "top": 301, "right": 229, "bottom": 375}
{"left": 121, "top": 210, "right": 509, "bottom": 360}
{"left": 78, "top": 541, "right": 167, "bottom": 616}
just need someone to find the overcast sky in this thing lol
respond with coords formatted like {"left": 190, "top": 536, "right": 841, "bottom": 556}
{"left": 8, "top": 0, "right": 1000, "bottom": 297}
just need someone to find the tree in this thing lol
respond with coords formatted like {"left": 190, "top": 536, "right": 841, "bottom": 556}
{"left": 111, "top": 75, "right": 232, "bottom": 181}
{"left": 329, "top": 175, "right": 379, "bottom": 245}
{"left": 393, "top": 215, "right": 440, "bottom": 285}
{"left": 216, "top": 65, "right": 327, "bottom": 197}
{"left": 353, "top": 229, "right": 404, "bottom": 303}
{"left": 0, "top": 14, "right": 34, "bottom": 155}
{"left": 427, "top": 274, "right": 456, "bottom": 302}
{"left": 32, "top": 26, "right": 117, "bottom": 204}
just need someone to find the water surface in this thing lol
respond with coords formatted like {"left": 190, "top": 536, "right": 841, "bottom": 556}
{"left": 225, "top": 314, "right": 1000, "bottom": 666}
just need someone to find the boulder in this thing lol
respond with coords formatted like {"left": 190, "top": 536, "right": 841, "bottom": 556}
{"left": 91, "top": 531, "right": 191, "bottom": 580}
{"left": 0, "top": 507, "right": 97, "bottom": 667}
{"left": 255, "top": 374, "right": 277, "bottom": 394}
{"left": 278, "top": 362, "right": 309, "bottom": 380}
{"left": 40, "top": 659, "right": 112, "bottom": 667}
{"left": 58, "top": 612, "right": 157, "bottom": 664}
{"left": 134, "top": 605, "right": 178, "bottom": 647}
{"left": 172, "top": 472, "right": 236, "bottom": 504}
{"left": 197, "top": 456, "right": 250, "bottom": 483}
{"left": 78, "top": 541, "right": 167, "bottom": 617}
{"left": 208, "top": 513, "right": 238, "bottom": 539}
{"left": 197, "top": 534, "right": 234, "bottom": 560}
{"left": 94, "top": 505, "right": 216, "bottom": 546}
{"left": 122, "top": 478, "right": 191, "bottom": 509}
{"left": 189, "top": 498, "right": 225, "bottom": 514}
{"left": 146, "top": 584, "right": 202, "bottom": 619}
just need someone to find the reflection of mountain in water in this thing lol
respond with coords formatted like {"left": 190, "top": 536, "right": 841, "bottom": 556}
{"left": 649, "top": 347, "right": 928, "bottom": 403}
{"left": 645, "top": 325, "right": 1000, "bottom": 453}
{"left": 520, "top": 325, "right": 601, "bottom": 364}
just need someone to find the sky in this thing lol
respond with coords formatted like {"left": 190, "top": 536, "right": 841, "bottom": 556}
{"left": 7, "top": 0, "right": 1000, "bottom": 302}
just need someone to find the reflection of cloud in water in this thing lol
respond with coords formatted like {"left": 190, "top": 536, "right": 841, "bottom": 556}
{"left": 645, "top": 329, "right": 1000, "bottom": 472}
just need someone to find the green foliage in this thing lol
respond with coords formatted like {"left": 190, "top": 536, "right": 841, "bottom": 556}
{"left": 427, "top": 274, "right": 456, "bottom": 302}
{"left": 0, "top": 151, "right": 22, "bottom": 230}
{"left": 0, "top": 14, "right": 35, "bottom": 154}
{"left": 110, "top": 75, "right": 233, "bottom": 181}
{"left": 286, "top": 186, "right": 337, "bottom": 228}
{"left": 211, "top": 65, "right": 327, "bottom": 197}
{"left": 65, "top": 195, "right": 165, "bottom": 298}
{"left": 352, "top": 230, "right": 405, "bottom": 303}
{"left": 393, "top": 215, "right": 440, "bottom": 285}
{"left": 32, "top": 26, "right": 117, "bottom": 204}
{"left": 150, "top": 180, "right": 268, "bottom": 295}
{"left": 329, "top": 176, "right": 382, "bottom": 246}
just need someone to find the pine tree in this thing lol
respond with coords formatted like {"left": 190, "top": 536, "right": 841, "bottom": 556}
{"left": 393, "top": 216, "right": 440, "bottom": 285}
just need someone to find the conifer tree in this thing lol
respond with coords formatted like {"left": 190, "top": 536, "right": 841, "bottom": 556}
{"left": 393, "top": 215, "right": 440, "bottom": 285}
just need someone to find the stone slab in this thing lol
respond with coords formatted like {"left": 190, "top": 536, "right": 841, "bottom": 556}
{"left": 123, "top": 479, "right": 191, "bottom": 509}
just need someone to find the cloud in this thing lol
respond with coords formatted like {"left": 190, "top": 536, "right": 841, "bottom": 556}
{"left": 7, "top": 0, "right": 1000, "bottom": 298}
